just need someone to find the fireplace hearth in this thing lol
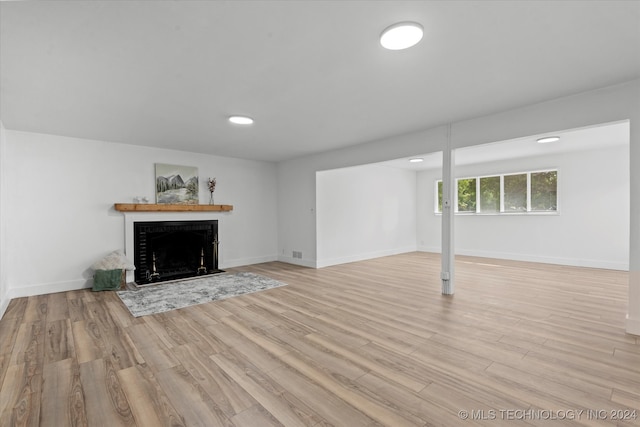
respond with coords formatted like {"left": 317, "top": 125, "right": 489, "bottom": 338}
{"left": 133, "top": 220, "right": 222, "bottom": 285}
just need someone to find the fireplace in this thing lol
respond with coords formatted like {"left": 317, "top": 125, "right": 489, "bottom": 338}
{"left": 133, "top": 220, "right": 221, "bottom": 284}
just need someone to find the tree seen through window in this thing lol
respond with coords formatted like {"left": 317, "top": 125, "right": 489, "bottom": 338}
{"left": 479, "top": 176, "right": 500, "bottom": 212}
{"left": 531, "top": 171, "right": 557, "bottom": 211}
{"left": 457, "top": 178, "right": 476, "bottom": 212}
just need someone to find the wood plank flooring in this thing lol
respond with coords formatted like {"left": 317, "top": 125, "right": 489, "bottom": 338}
{"left": 0, "top": 252, "right": 639, "bottom": 426}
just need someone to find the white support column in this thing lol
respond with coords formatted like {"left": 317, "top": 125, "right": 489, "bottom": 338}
{"left": 441, "top": 125, "right": 455, "bottom": 295}
{"left": 628, "top": 114, "right": 640, "bottom": 336}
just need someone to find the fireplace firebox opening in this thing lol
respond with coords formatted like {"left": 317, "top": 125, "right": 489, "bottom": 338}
{"left": 133, "top": 220, "right": 222, "bottom": 285}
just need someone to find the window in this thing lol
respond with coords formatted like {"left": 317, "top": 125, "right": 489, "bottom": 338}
{"left": 504, "top": 173, "right": 527, "bottom": 212}
{"left": 457, "top": 178, "right": 476, "bottom": 212}
{"left": 479, "top": 176, "right": 500, "bottom": 213}
{"left": 435, "top": 169, "right": 557, "bottom": 214}
{"left": 531, "top": 171, "right": 557, "bottom": 211}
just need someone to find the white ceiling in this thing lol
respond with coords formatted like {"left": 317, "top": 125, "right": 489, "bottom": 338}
{"left": 379, "top": 120, "right": 630, "bottom": 171}
{"left": 1, "top": 1, "right": 639, "bottom": 162}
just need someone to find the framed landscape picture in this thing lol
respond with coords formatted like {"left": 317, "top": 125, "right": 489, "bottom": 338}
{"left": 155, "top": 163, "right": 199, "bottom": 204}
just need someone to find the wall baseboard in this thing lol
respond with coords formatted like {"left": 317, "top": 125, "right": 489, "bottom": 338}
{"left": 0, "top": 294, "right": 10, "bottom": 320}
{"left": 456, "top": 249, "right": 629, "bottom": 270}
{"left": 626, "top": 314, "right": 640, "bottom": 336}
{"left": 2, "top": 249, "right": 624, "bottom": 318}
{"left": 8, "top": 279, "right": 92, "bottom": 300}
{"left": 277, "top": 255, "right": 317, "bottom": 268}
{"left": 316, "top": 246, "right": 417, "bottom": 269}
{"left": 418, "top": 245, "right": 441, "bottom": 253}
{"left": 3, "top": 256, "right": 280, "bottom": 306}
{"left": 222, "top": 255, "right": 279, "bottom": 269}
{"left": 1, "top": 279, "right": 92, "bottom": 320}
{"left": 417, "top": 248, "right": 629, "bottom": 271}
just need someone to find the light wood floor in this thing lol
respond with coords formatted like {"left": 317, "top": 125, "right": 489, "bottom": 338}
{"left": 0, "top": 252, "right": 639, "bottom": 426}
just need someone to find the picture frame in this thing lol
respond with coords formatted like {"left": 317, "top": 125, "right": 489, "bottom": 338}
{"left": 155, "top": 163, "right": 199, "bottom": 204}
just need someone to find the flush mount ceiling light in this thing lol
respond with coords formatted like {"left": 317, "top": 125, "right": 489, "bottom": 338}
{"left": 228, "top": 115, "right": 254, "bottom": 125}
{"left": 380, "top": 22, "right": 424, "bottom": 50}
{"left": 409, "top": 157, "right": 424, "bottom": 163}
{"left": 536, "top": 136, "right": 560, "bottom": 144}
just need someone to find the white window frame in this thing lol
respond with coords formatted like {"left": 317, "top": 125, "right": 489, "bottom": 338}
{"left": 435, "top": 169, "right": 559, "bottom": 215}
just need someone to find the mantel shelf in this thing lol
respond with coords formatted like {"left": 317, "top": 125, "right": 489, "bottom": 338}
{"left": 114, "top": 203, "right": 233, "bottom": 212}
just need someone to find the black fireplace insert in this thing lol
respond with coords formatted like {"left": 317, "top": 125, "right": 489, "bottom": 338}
{"left": 133, "top": 220, "right": 221, "bottom": 284}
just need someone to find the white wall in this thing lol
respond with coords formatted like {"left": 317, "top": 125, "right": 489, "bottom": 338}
{"left": 417, "top": 145, "right": 629, "bottom": 269}
{"left": 4, "top": 130, "right": 278, "bottom": 298}
{"left": 277, "top": 126, "right": 447, "bottom": 267}
{"left": 0, "top": 120, "right": 8, "bottom": 318}
{"left": 316, "top": 164, "right": 417, "bottom": 267}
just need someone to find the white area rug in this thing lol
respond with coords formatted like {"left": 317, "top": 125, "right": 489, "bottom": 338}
{"left": 116, "top": 272, "right": 287, "bottom": 317}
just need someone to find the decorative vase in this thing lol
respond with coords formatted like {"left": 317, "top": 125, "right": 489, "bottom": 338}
{"left": 209, "top": 193, "right": 214, "bottom": 205}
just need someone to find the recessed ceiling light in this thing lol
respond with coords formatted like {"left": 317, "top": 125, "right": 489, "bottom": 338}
{"left": 229, "top": 116, "right": 254, "bottom": 125}
{"left": 537, "top": 136, "right": 560, "bottom": 144}
{"left": 409, "top": 157, "right": 424, "bottom": 163}
{"left": 380, "top": 22, "right": 423, "bottom": 50}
